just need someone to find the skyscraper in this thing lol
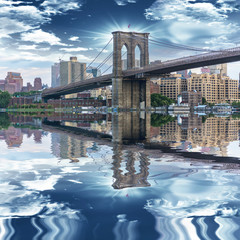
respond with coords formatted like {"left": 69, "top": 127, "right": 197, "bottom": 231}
{"left": 60, "top": 57, "right": 86, "bottom": 86}
{"left": 51, "top": 62, "right": 60, "bottom": 88}
{"left": 34, "top": 77, "right": 42, "bottom": 91}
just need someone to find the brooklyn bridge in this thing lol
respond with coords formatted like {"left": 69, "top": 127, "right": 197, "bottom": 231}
{"left": 42, "top": 31, "right": 240, "bottom": 109}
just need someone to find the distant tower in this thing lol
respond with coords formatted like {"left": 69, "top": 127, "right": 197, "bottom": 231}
{"left": 51, "top": 62, "right": 60, "bottom": 88}
{"left": 86, "top": 66, "right": 101, "bottom": 78}
{"left": 34, "top": 77, "right": 42, "bottom": 91}
{"left": 209, "top": 64, "right": 227, "bottom": 76}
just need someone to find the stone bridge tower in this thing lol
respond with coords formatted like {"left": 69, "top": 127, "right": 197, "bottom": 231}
{"left": 112, "top": 31, "right": 150, "bottom": 109}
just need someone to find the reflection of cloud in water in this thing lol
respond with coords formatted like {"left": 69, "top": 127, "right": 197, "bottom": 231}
{"left": 113, "top": 214, "right": 139, "bottom": 240}
{"left": 0, "top": 147, "right": 89, "bottom": 239}
{"left": 144, "top": 168, "right": 240, "bottom": 240}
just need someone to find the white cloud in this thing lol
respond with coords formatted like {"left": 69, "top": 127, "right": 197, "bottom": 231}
{"left": 37, "top": 47, "right": 51, "bottom": 51}
{"left": 60, "top": 47, "right": 91, "bottom": 52}
{"left": 41, "top": 0, "right": 82, "bottom": 15}
{"left": 0, "top": 1, "right": 23, "bottom": 5}
{"left": 21, "top": 29, "right": 66, "bottom": 46}
{"left": 0, "top": 17, "right": 33, "bottom": 38}
{"left": 69, "top": 36, "right": 81, "bottom": 42}
{"left": 0, "top": 1, "right": 83, "bottom": 40}
{"left": 144, "top": 0, "right": 238, "bottom": 22}
{"left": 18, "top": 45, "right": 37, "bottom": 50}
{"left": 144, "top": 0, "right": 240, "bottom": 49}
{"left": 114, "top": 0, "right": 137, "bottom": 6}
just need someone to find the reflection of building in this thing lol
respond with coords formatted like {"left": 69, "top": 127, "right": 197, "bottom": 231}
{"left": 51, "top": 132, "right": 92, "bottom": 160}
{"left": 4, "top": 127, "right": 23, "bottom": 148}
{"left": 151, "top": 115, "right": 240, "bottom": 157}
{"left": 0, "top": 126, "right": 43, "bottom": 148}
{"left": 182, "top": 91, "right": 202, "bottom": 108}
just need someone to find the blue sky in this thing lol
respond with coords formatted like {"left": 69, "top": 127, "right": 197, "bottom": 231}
{"left": 1, "top": 0, "right": 240, "bottom": 85}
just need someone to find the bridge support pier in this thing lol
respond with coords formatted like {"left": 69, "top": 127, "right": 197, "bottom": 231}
{"left": 112, "top": 78, "right": 150, "bottom": 110}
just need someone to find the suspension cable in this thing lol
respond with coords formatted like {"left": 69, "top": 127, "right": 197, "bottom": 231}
{"left": 71, "top": 38, "right": 113, "bottom": 82}
{"left": 86, "top": 38, "right": 113, "bottom": 70}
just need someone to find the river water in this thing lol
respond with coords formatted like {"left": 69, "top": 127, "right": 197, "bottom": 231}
{"left": 0, "top": 112, "right": 240, "bottom": 240}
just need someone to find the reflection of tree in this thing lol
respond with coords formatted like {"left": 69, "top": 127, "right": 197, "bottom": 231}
{"left": 232, "top": 113, "right": 240, "bottom": 119}
{"left": 151, "top": 114, "right": 176, "bottom": 127}
{"left": 0, "top": 113, "right": 11, "bottom": 130}
{"left": 112, "top": 143, "right": 150, "bottom": 189}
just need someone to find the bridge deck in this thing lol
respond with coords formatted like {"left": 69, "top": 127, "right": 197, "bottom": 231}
{"left": 42, "top": 47, "right": 240, "bottom": 99}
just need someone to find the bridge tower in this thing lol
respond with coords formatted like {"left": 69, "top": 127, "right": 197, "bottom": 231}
{"left": 112, "top": 31, "right": 150, "bottom": 109}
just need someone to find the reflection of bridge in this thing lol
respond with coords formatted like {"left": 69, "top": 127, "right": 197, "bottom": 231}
{"left": 42, "top": 113, "right": 240, "bottom": 189}
{"left": 43, "top": 31, "right": 240, "bottom": 109}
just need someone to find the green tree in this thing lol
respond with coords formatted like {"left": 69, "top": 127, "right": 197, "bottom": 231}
{"left": 151, "top": 93, "right": 175, "bottom": 107}
{"left": 0, "top": 91, "right": 11, "bottom": 108}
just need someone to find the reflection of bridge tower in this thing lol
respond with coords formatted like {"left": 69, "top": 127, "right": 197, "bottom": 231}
{"left": 112, "top": 31, "right": 150, "bottom": 109}
{"left": 112, "top": 112, "right": 150, "bottom": 143}
{"left": 111, "top": 112, "right": 151, "bottom": 189}
{"left": 112, "top": 144, "right": 150, "bottom": 189}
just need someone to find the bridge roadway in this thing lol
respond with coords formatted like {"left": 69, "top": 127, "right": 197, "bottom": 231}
{"left": 42, "top": 47, "right": 240, "bottom": 99}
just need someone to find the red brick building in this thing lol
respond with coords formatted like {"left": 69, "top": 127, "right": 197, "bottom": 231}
{"left": 150, "top": 81, "right": 160, "bottom": 94}
{"left": 47, "top": 99, "right": 106, "bottom": 108}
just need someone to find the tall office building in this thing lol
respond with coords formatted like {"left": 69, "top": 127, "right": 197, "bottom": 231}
{"left": 60, "top": 57, "right": 86, "bottom": 86}
{"left": 59, "top": 57, "right": 86, "bottom": 98}
{"left": 51, "top": 63, "right": 60, "bottom": 88}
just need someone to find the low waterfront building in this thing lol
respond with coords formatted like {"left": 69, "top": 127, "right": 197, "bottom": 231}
{"left": 152, "top": 74, "right": 187, "bottom": 101}
{"left": 47, "top": 99, "right": 106, "bottom": 108}
{"left": 182, "top": 91, "right": 202, "bottom": 109}
{"left": 188, "top": 73, "right": 239, "bottom": 104}
{"left": 9, "top": 97, "right": 33, "bottom": 106}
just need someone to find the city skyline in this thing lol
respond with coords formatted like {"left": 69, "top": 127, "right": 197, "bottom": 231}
{"left": 1, "top": 0, "right": 240, "bottom": 85}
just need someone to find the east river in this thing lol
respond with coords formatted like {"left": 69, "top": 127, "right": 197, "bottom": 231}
{"left": 0, "top": 112, "right": 240, "bottom": 240}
